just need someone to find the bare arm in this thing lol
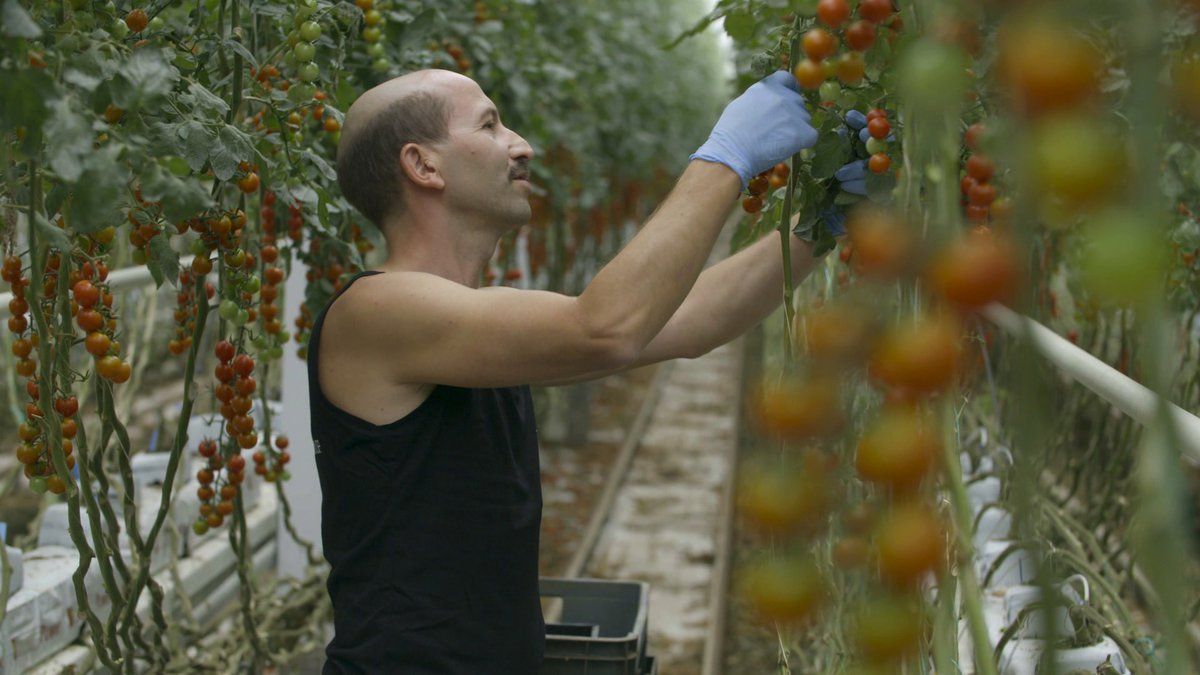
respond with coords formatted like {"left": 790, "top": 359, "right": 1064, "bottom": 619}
{"left": 536, "top": 217, "right": 826, "bottom": 386}
{"left": 342, "top": 161, "right": 742, "bottom": 389}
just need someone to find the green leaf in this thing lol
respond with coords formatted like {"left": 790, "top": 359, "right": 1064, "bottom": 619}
{"left": 221, "top": 38, "right": 258, "bottom": 70}
{"left": 43, "top": 98, "right": 93, "bottom": 182}
{"left": 0, "top": 68, "right": 51, "bottom": 140}
{"left": 810, "top": 132, "right": 851, "bottom": 180}
{"left": 112, "top": 48, "right": 179, "bottom": 111}
{"left": 1, "top": 0, "right": 41, "bottom": 38}
{"left": 177, "top": 120, "right": 215, "bottom": 172}
{"left": 186, "top": 81, "right": 230, "bottom": 116}
{"left": 44, "top": 184, "right": 69, "bottom": 220}
{"left": 33, "top": 213, "right": 70, "bottom": 250}
{"left": 147, "top": 232, "right": 178, "bottom": 288}
{"left": 139, "top": 162, "right": 214, "bottom": 223}
{"left": 722, "top": 10, "right": 755, "bottom": 42}
{"left": 302, "top": 149, "right": 337, "bottom": 182}
{"left": 209, "top": 125, "right": 254, "bottom": 182}
{"left": 68, "top": 145, "right": 128, "bottom": 233}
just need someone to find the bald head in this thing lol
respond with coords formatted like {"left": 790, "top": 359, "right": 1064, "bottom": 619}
{"left": 336, "top": 70, "right": 478, "bottom": 228}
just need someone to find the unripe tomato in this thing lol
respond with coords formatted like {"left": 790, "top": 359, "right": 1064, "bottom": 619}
{"left": 294, "top": 41, "right": 317, "bottom": 63}
{"left": 865, "top": 137, "right": 887, "bottom": 155}
{"left": 1029, "top": 114, "right": 1124, "bottom": 209}
{"left": 855, "top": 407, "right": 940, "bottom": 492}
{"left": 362, "top": 26, "right": 382, "bottom": 43}
{"left": 855, "top": 594, "right": 924, "bottom": 663}
{"left": 869, "top": 314, "right": 963, "bottom": 397}
{"left": 792, "top": 59, "right": 825, "bottom": 90}
{"left": 876, "top": 502, "right": 945, "bottom": 588}
{"left": 739, "top": 555, "right": 827, "bottom": 626}
{"left": 298, "top": 20, "right": 322, "bottom": 41}
{"left": 1080, "top": 209, "right": 1168, "bottom": 307}
{"left": 298, "top": 62, "right": 320, "bottom": 82}
{"left": 819, "top": 81, "right": 842, "bottom": 103}
{"left": 364, "top": 9, "right": 383, "bottom": 26}
{"left": 832, "top": 537, "right": 869, "bottom": 568}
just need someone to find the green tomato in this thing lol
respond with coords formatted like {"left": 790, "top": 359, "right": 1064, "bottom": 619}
{"left": 219, "top": 299, "right": 239, "bottom": 321}
{"left": 225, "top": 248, "right": 246, "bottom": 268}
{"left": 866, "top": 137, "right": 888, "bottom": 155}
{"left": 362, "top": 26, "right": 381, "bottom": 43}
{"left": 367, "top": 42, "right": 385, "bottom": 58}
{"left": 111, "top": 18, "right": 129, "bottom": 39}
{"left": 268, "top": 346, "right": 283, "bottom": 360}
{"left": 148, "top": 16, "right": 164, "bottom": 30}
{"left": 296, "top": 0, "right": 317, "bottom": 19}
{"left": 278, "top": 330, "right": 291, "bottom": 343}
{"left": 298, "top": 61, "right": 320, "bottom": 82}
{"left": 76, "top": 12, "right": 95, "bottom": 29}
{"left": 252, "top": 335, "right": 269, "bottom": 351}
{"left": 29, "top": 476, "right": 48, "bottom": 494}
{"left": 190, "top": 239, "right": 210, "bottom": 256}
{"left": 1030, "top": 114, "right": 1123, "bottom": 210}
{"left": 371, "top": 58, "right": 390, "bottom": 73}
{"left": 1081, "top": 209, "right": 1168, "bottom": 307}
{"left": 280, "top": 470, "right": 292, "bottom": 481}
{"left": 819, "top": 81, "right": 841, "bottom": 104}
{"left": 234, "top": 309, "right": 250, "bottom": 326}
{"left": 132, "top": 248, "right": 148, "bottom": 265}
{"left": 837, "top": 90, "right": 857, "bottom": 109}
{"left": 243, "top": 276, "right": 261, "bottom": 294}
{"left": 293, "top": 41, "right": 316, "bottom": 62}
{"left": 286, "top": 30, "right": 300, "bottom": 47}
{"left": 298, "top": 20, "right": 322, "bottom": 42}
{"left": 287, "top": 83, "right": 315, "bottom": 104}
{"left": 193, "top": 519, "right": 209, "bottom": 535}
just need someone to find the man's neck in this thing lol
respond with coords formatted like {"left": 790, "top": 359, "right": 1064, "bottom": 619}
{"left": 378, "top": 211, "right": 500, "bottom": 288}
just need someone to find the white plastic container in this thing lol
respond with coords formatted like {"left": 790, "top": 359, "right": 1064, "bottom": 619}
{"left": 968, "top": 477, "right": 1003, "bottom": 514}
{"left": 977, "top": 540, "right": 1037, "bottom": 589}
{"left": 1, "top": 546, "right": 23, "bottom": 596}
{"left": 973, "top": 507, "right": 1013, "bottom": 548}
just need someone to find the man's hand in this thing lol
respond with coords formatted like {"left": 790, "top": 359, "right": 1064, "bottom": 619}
{"left": 690, "top": 71, "right": 819, "bottom": 188}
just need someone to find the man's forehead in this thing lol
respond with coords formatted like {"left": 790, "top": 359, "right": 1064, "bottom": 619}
{"left": 348, "top": 69, "right": 488, "bottom": 125}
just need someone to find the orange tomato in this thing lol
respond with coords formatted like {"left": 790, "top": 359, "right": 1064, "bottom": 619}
{"left": 875, "top": 502, "right": 945, "bottom": 588}
{"left": 855, "top": 407, "right": 940, "bottom": 492}
{"left": 868, "top": 314, "right": 963, "bottom": 396}
{"left": 749, "top": 375, "right": 846, "bottom": 441}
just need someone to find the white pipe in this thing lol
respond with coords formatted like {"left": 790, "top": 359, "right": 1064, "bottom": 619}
{"left": 981, "top": 303, "right": 1200, "bottom": 464}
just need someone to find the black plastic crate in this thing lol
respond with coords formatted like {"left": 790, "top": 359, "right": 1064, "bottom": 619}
{"left": 539, "top": 577, "right": 651, "bottom": 674}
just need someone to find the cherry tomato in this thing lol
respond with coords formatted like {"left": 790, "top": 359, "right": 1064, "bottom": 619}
{"left": 817, "top": 0, "right": 850, "bottom": 27}
{"left": 855, "top": 594, "right": 924, "bottom": 663}
{"left": 740, "top": 555, "right": 827, "bottom": 626}
{"left": 793, "top": 59, "right": 826, "bottom": 90}
{"left": 846, "top": 206, "right": 915, "bottom": 280}
{"left": 749, "top": 375, "right": 846, "bottom": 441}
{"left": 868, "top": 153, "right": 891, "bottom": 174}
{"left": 803, "top": 28, "right": 839, "bottom": 62}
{"left": 868, "top": 314, "right": 963, "bottom": 396}
{"left": 855, "top": 407, "right": 940, "bottom": 492}
{"left": 858, "top": 0, "right": 893, "bottom": 24}
{"left": 845, "top": 21, "right": 877, "bottom": 52}
{"left": 926, "top": 230, "right": 1020, "bottom": 311}
{"left": 836, "top": 51, "right": 867, "bottom": 85}
{"left": 876, "top": 502, "right": 945, "bottom": 588}
{"left": 997, "top": 16, "right": 1101, "bottom": 116}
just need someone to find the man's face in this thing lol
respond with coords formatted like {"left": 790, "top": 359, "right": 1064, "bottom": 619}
{"left": 436, "top": 80, "right": 534, "bottom": 229}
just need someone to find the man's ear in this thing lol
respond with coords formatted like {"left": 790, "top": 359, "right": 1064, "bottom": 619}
{"left": 399, "top": 143, "right": 445, "bottom": 190}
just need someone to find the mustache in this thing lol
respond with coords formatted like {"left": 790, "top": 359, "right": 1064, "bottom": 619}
{"left": 509, "top": 160, "right": 530, "bottom": 180}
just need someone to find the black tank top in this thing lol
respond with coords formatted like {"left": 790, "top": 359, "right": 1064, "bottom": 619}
{"left": 309, "top": 270, "right": 545, "bottom": 674}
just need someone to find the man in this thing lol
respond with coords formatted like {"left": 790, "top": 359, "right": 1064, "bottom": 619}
{"left": 310, "top": 68, "right": 822, "bottom": 673}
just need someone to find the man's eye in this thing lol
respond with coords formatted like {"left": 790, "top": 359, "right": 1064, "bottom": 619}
{"left": 484, "top": 121, "right": 496, "bottom": 129}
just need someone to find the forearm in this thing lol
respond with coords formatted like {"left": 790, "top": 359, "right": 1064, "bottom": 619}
{"left": 578, "top": 160, "right": 742, "bottom": 353}
{"left": 645, "top": 221, "right": 823, "bottom": 360}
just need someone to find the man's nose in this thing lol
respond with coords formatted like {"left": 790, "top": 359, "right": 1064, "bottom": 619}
{"left": 510, "top": 131, "right": 534, "bottom": 161}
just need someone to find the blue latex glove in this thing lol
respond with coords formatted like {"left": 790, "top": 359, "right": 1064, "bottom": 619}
{"left": 818, "top": 206, "right": 848, "bottom": 237}
{"left": 690, "top": 71, "right": 818, "bottom": 189}
{"left": 834, "top": 159, "right": 868, "bottom": 196}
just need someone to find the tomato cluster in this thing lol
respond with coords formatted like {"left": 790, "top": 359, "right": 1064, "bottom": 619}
{"left": 355, "top": 0, "right": 390, "bottom": 73}
{"left": 792, "top": 0, "right": 899, "bottom": 91}
{"left": 193, "top": 436, "right": 246, "bottom": 534}
{"left": 168, "top": 268, "right": 214, "bottom": 356}
{"left": 252, "top": 434, "right": 292, "bottom": 483}
{"left": 741, "top": 162, "right": 790, "bottom": 214}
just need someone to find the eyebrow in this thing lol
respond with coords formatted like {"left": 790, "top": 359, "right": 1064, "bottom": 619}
{"left": 477, "top": 106, "right": 499, "bottom": 123}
